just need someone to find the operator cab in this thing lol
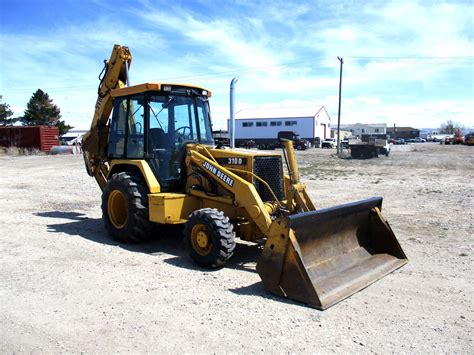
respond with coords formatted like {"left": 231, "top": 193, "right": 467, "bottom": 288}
{"left": 107, "top": 83, "right": 214, "bottom": 191}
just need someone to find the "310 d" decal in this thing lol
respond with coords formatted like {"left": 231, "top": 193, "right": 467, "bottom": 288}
{"left": 215, "top": 157, "right": 247, "bottom": 166}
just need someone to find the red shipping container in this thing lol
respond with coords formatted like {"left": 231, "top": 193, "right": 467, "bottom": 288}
{"left": 0, "top": 126, "right": 59, "bottom": 152}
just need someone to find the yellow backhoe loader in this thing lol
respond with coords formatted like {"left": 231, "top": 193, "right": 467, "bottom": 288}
{"left": 82, "top": 45, "right": 407, "bottom": 309}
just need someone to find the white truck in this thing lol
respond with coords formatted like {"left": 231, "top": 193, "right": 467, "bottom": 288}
{"left": 427, "top": 133, "right": 450, "bottom": 142}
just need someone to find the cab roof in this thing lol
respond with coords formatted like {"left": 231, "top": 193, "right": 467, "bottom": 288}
{"left": 110, "top": 82, "right": 212, "bottom": 98}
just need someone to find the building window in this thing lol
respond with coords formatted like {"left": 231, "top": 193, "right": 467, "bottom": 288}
{"left": 285, "top": 121, "right": 297, "bottom": 126}
{"left": 361, "top": 128, "right": 365, "bottom": 133}
{"left": 242, "top": 122, "right": 253, "bottom": 127}
{"left": 256, "top": 122, "right": 268, "bottom": 127}
{"left": 270, "top": 121, "right": 282, "bottom": 126}
{"left": 375, "top": 128, "right": 379, "bottom": 133}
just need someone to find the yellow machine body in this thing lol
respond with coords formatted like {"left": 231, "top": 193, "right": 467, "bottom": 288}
{"left": 83, "top": 44, "right": 408, "bottom": 310}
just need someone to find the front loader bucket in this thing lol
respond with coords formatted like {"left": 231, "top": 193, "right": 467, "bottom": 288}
{"left": 257, "top": 197, "right": 407, "bottom": 310}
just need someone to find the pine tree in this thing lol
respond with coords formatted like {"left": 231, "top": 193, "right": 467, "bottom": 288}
{"left": 55, "top": 120, "right": 74, "bottom": 135}
{"left": 0, "top": 101, "right": 18, "bottom": 126}
{"left": 20, "top": 89, "right": 73, "bottom": 134}
{"left": 20, "top": 89, "right": 62, "bottom": 126}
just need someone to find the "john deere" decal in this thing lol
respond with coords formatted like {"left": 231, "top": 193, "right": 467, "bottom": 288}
{"left": 202, "top": 161, "right": 235, "bottom": 187}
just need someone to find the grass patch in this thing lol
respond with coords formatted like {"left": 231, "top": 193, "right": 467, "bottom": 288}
{"left": 0, "top": 147, "right": 43, "bottom": 156}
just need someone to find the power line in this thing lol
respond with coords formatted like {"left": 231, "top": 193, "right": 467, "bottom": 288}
{"left": 148, "top": 60, "right": 316, "bottom": 81}
{"left": 146, "top": 56, "right": 474, "bottom": 82}
{"left": 345, "top": 56, "right": 474, "bottom": 64}
{"left": 346, "top": 55, "right": 474, "bottom": 60}
{"left": 4, "top": 84, "right": 97, "bottom": 93}
{"left": 3, "top": 55, "right": 473, "bottom": 93}
{"left": 2, "top": 60, "right": 317, "bottom": 93}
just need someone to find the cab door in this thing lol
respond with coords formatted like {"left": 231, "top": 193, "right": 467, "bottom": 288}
{"left": 108, "top": 95, "right": 145, "bottom": 160}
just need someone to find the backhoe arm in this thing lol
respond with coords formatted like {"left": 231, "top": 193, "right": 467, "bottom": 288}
{"left": 82, "top": 44, "right": 132, "bottom": 190}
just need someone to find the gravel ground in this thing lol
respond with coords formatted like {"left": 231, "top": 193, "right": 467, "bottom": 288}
{"left": 0, "top": 143, "right": 472, "bottom": 353}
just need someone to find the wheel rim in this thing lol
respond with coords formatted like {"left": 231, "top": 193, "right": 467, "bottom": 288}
{"left": 191, "top": 224, "right": 212, "bottom": 256}
{"left": 108, "top": 190, "right": 128, "bottom": 229}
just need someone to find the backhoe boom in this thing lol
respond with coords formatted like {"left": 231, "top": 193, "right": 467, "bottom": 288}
{"left": 82, "top": 44, "right": 132, "bottom": 189}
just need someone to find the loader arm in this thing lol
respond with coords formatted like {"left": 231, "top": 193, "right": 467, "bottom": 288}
{"left": 82, "top": 44, "right": 132, "bottom": 190}
{"left": 186, "top": 149, "right": 274, "bottom": 234}
{"left": 282, "top": 139, "right": 316, "bottom": 213}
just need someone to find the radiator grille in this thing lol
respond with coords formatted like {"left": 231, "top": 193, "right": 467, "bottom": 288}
{"left": 253, "top": 156, "right": 284, "bottom": 202}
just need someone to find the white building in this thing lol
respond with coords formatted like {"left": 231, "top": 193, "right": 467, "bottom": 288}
{"left": 339, "top": 123, "right": 387, "bottom": 137}
{"left": 230, "top": 106, "right": 331, "bottom": 146}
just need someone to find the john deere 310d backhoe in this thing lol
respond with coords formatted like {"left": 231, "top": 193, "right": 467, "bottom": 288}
{"left": 82, "top": 45, "right": 407, "bottom": 309}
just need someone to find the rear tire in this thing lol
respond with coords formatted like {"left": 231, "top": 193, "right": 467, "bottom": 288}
{"left": 102, "top": 171, "right": 152, "bottom": 243}
{"left": 184, "top": 208, "right": 235, "bottom": 268}
{"left": 351, "top": 147, "right": 360, "bottom": 158}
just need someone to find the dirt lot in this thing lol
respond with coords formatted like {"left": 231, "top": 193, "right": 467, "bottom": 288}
{"left": 0, "top": 143, "right": 472, "bottom": 353}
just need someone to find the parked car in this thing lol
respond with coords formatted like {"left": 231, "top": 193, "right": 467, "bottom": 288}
{"left": 390, "top": 138, "right": 405, "bottom": 145}
{"left": 340, "top": 140, "right": 350, "bottom": 149}
{"left": 413, "top": 137, "right": 426, "bottom": 143}
{"left": 464, "top": 133, "right": 474, "bottom": 146}
{"left": 60, "top": 133, "right": 84, "bottom": 146}
{"left": 277, "top": 131, "right": 309, "bottom": 150}
{"left": 443, "top": 135, "right": 455, "bottom": 144}
{"left": 321, "top": 138, "right": 335, "bottom": 148}
{"left": 238, "top": 140, "right": 256, "bottom": 149}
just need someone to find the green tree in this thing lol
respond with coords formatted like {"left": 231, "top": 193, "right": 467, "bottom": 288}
{"left": 55, "top": 120, "right": 74, "bottom": 135}
{"left": 0, "top": 101, "right": 18, "bottom": 126}
{"left": 20, "top": 89, "right": 73, "bottom": 134}
{"left": 21, "top": 89, "right": 61, "bottom": 126}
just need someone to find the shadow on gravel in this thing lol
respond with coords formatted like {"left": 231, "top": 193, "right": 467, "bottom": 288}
{"left": 163, "top": 242, "right": 262, "bottom": 274}
{"left": 35, "top": 210, "right": 286, "bottom": 304}
{"left": 34, "top": 211, "right": 186, "bottom": 257}
{"left": 228, "top": 282, "right": 305, "bottom": 308}
{"left": 34, "top": 211, "right": 262, "bottom": 275}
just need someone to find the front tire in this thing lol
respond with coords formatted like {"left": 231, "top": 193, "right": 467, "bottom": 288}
{"left": 102, "top": 171, "right": 152, "bottom": 243}
{"left": 184, "top": 208, "right": 235, "bottom": 268}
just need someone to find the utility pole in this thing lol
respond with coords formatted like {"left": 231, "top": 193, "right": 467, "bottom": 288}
{"left": 336, "top": 57, "right": 343, "bottom": 155}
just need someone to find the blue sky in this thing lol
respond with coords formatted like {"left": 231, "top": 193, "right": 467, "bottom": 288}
{"left": 1, "top": 0, "right": 473, "bottom": 130}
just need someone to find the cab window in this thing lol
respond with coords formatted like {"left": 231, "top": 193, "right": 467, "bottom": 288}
{"left": 126, "top": 97, "right": 145, "bottom": 158}
{"left": 108, "top": 98, "right": 127, "bottom": 158}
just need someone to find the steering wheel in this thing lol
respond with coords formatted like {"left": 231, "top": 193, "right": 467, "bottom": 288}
{"left": 175, "top": 126, "right": 192, "bottom": 142}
